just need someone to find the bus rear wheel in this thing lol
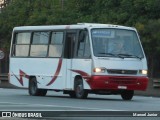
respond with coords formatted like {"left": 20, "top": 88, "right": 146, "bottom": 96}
{"left": 121, "top": 90, "right": 134, "bottom": 100}
{"left": 29, "top": 77, "right": 47, "bottom": 96}
{"left": 75, "top": 78, "right": 88, "bottom": 99}
{"left": 69, "top": 91, "right": 76, "bottom": 98}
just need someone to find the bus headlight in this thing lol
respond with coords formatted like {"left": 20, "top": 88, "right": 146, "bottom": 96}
{"left": 93, "top": 68, "right": 106, "bottom": 73}
{"left": 139, "top": 70, "right": 148, "bottom": 75}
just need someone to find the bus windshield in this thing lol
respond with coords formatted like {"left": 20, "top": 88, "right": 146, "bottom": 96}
{"left": 91, "top": 29, "right": 144, "bottom": 59}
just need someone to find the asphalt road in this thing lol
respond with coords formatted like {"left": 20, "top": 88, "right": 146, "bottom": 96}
{"left": 0, "top": 88, "right": 160, "bottom": 120}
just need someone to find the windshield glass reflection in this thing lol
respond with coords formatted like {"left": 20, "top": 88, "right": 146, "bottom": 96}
{"left": 91, "top": 29, "right": 144, "bottom": 59}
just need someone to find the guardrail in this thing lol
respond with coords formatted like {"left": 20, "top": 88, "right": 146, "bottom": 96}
{"left": 0, "top": 73, "right": 14, "bottom": 88}
{"left": 0, "top": 73, "right": 8, "bottom": 81}
{"left": 153, "top": 79, "right": 160, "bottom": 88}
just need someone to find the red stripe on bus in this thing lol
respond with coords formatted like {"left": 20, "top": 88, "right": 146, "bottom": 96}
{"left": 70, "top": 69, "right": 91, "bottom": 79}
{"left": 70, "top": 69, "right": 91, "bottom": 88}
{"left": 12, "top": 70, "right": 29, "bottom": 86}
{"left": 46, "top": 58, "right": 63, "bottom": 86}
{"left": 19, "top": 70, "right": 29, "bottom": 86}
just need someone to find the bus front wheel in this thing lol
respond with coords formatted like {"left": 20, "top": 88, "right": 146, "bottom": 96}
{"left": 75, "top": 78, "right": 88, "bottom": 99}
{"left": 121, "top": 90, "right": 134, "bottom": 100}
{"left": 29, "top": 77, "right": 47, "bottom": 96}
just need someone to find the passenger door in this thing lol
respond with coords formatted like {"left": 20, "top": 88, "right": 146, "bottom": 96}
{"left": 71, "top": 30, "right": 92, "bottom": 89}
{"left": 64, "top": 31, "right": 77, "bottom": 89}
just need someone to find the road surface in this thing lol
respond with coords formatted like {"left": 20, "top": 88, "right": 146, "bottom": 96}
{"left": 0, "top": 88, "right": 160, "bottom": 120}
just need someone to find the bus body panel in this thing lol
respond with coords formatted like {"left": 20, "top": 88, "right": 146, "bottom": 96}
{"left": 71, "top": 59, "right": 92, "bottom": 89}
{"left": 10, "top": 57, "right": 93, "bottom": 90}
{"left": 10, "top": 58, "right": 66, "bottom": 89}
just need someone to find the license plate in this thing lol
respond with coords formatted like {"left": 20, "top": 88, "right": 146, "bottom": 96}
{"left": 118, "top": 86, "right": 127, "bottom": 89}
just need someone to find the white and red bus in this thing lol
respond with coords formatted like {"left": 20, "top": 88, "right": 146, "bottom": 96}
{"left": 9, "top": 23, "right": 148, "bottom": 100}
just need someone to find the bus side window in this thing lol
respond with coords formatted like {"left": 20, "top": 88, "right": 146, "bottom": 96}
{"left": 77, "top": 30, "right": 91, "bottom": 58}
{"left": 84, "top": 34, "right": 91, "bottom": 58}
{"left": 13, "top": 32, "right": 31, "bottom": 57}
{"left": 30, "top": 32, "right": 49, "bottom": 57}
{"left": 48, "top": 32, "right": 64, "bottom": 57}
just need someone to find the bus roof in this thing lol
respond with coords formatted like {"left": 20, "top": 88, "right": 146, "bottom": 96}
{"left": 13, "top": 23, "right": 136, "bottom": 31}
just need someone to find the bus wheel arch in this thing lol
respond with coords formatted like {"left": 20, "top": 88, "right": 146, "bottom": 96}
{"left": 74, "top": 75, "right": 88, "bottom": 99}
{"left": 28, "top": 76, "right": 47, "bottom": 96}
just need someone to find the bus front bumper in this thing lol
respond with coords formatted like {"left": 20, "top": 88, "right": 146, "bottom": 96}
{"left": 88, "top": 75, "right": 148, "bottom": 91}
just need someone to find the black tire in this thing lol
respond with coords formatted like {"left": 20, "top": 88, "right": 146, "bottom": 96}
{"left": 121, "top": 90, "right": 134, "bottom": 100}
{"left": 69, "top": 91, "right": 76, "bottom": 98}
{"left": 29, "top": 77, "right": 47, "bottom": 96}
{"left": 74, "top": 78, "right": 88, "bottom": 99}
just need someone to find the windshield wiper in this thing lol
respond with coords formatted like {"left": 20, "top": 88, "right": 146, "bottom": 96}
{"left": 98, "top": 53, "right": 124, "bottom": 58}
{"left": 117, "top": 54, "right": 142, "bottom": 60}
{"left": 98, "top": 52, "right": 114, "bottom": 56}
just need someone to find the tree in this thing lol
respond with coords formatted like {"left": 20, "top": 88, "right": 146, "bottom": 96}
{"left": 136, "top": 19, "right": 160, "bottom": 77}
{"left": 1, "top": 0, "right": 160, "bottom": 78}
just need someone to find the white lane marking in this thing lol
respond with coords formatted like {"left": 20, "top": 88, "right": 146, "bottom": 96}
{"left": 0, "top": 102, "right": 122, "bottom": 111}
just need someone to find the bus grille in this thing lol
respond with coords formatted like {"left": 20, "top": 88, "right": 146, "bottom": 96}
{"left": 107, "top": 69, "right": 137, "bottom": 75}
{"left": 109, "top": 77, "right": 137, "bottom": 84}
